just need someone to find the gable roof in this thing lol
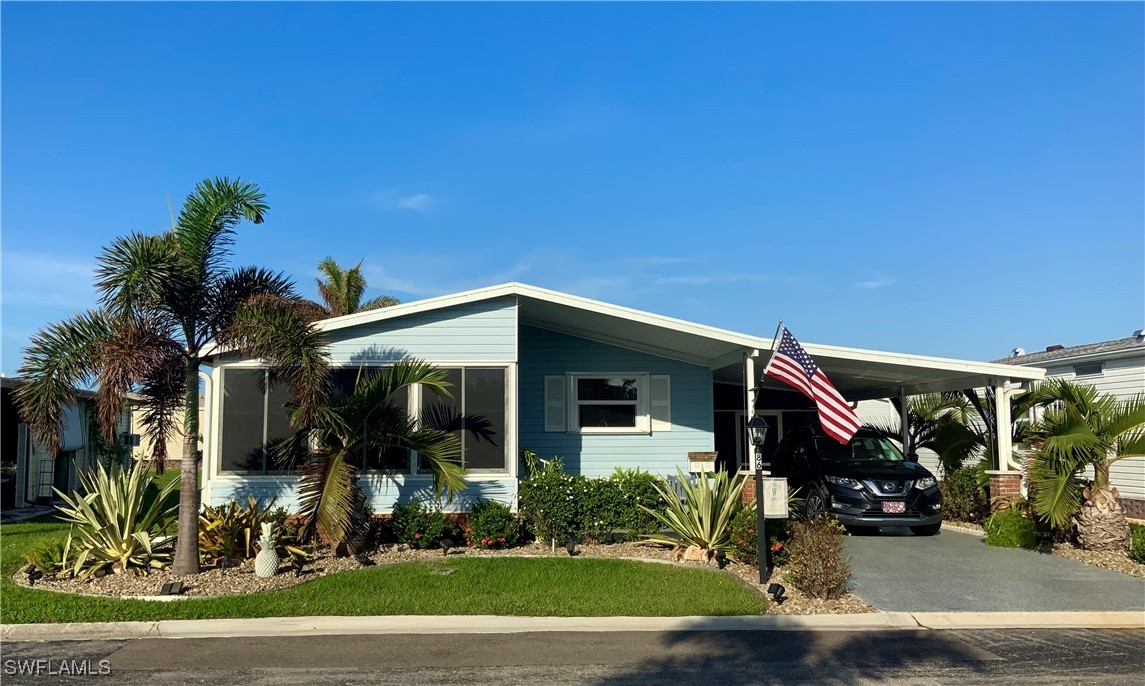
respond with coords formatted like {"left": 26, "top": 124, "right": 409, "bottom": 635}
{"left": 994, "top": 335, "right": 1145, "bottom": 366}
{"left": 302, "top": 282, "right": 1044, "bottom": 399}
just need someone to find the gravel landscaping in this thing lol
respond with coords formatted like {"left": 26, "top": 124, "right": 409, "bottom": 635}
{"left": 12, "top": 540, "right": 872, "bottom": 615}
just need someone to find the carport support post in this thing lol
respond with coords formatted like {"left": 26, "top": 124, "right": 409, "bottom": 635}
{"left": 899, "top": 386, "right": 909, "bottom": 454}
{"left": 993, "top": 382, "right": 1013, "bottom": 471}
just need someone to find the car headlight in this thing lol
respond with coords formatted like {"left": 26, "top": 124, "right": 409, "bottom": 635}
{"left": 826, "top": 475, "right": 863, "bottom": 490}
{"left": 914, "top": 476, "right": 937, "bottom": 490}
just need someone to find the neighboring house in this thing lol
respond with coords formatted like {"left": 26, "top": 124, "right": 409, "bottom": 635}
{"left": 199, "top": 283, "right": 1045, "bottom": 513}
{"left": 132, "top": 395, "right": 204, "bottom": 470}
{"left": 998, "top": 332, "right": 1145, "bottom": 519}
{"left": 0, "top": 377, "right": 135, "bottom": 509}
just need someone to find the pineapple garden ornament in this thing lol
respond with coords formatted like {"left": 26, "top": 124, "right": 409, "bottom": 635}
{"left": 254, "top": 522, "right": 280, "bottom": 577}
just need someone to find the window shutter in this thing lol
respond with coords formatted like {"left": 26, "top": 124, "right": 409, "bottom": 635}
{"left": 544, "top": 375, "right": 567, "bottom": 432}
{"left": 650, "top": 375, "right": 671, "bottom": 432}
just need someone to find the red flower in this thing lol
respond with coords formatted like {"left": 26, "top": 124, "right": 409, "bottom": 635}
{"left": 770, "top": 541, "right": 783, "bottom": 552}
{"left": 414, "top": 533, "right": 423, "bottom": 539}
{"left": 498, "top": 537, "right": 505, "bottom": 542}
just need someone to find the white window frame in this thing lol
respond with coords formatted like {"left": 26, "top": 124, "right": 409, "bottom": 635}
{"left": 568, "top": 373, "right": 650, "bottom": 435}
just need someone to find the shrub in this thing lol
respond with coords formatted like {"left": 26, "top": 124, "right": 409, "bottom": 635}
{"left": 466, "top": 500, "right": 521, "bottom": 549}
{"left": 516, "top": 456, "right": 667, "bottom": 544}
{"left": 728, "top": 506, "right": 759, "bottom": 565}
{"left": 984, "top": 507, "right": 1038, "bottom": 549}
{"left": 643, "top": 468, "right": 746, "bottom": 561}
{"left": 939, "top": 467, "right": 989, "bottom": 523}
{"left": 23, "top": 536, "right": 74, "bottom": 577}
{"left": 53, "top": 461, "right": 177, "bottom": 577}
{"left": 199, "top": 496, "right": 282, "bottom": 564}
{"left": 391, "top": 502, "right": 454, "bottom": 549}
{"left": 785, "top": 514, "right": 850, "bottom": 599}
{"left": 1128, "top": 524, "right": 1145, "bottom": 564}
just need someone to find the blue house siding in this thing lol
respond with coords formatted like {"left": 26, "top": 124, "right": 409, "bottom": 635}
{"left": 518, "top": 325, "right": 714, "bottom": 477}
{"left": 206, "top": 476, "right": 517, "bottom": 513}
{"left": 324, "top": 297, "right": 517, "bottom": 363}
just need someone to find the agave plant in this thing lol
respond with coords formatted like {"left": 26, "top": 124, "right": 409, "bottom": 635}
{"left": 641, "top": 468, "right": 746, "bottom": 560}
{"left": 53, "top": 461, "right": 178, "bottom": 577}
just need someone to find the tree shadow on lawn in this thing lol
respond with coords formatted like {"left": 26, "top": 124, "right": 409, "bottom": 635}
{"left": 586, "top": 628, "right": 998, "bottom": 685}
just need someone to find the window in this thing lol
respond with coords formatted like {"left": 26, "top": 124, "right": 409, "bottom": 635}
{"left": 419, "top": 367, "right": 507, "bottom": 473}
{"left": 576, "top": 377, "right": 641, "bottom": 430}
{"left": 1073, "top": 362, "right": 1103, "bottom": 377}
{"left": 219, "top": 369, "right": 296, "bottom": 474}
{"left": 544, "top": 373, "right": 671, "bottom": 434}
{"left": 329, "top": 368, "right": 411, "bottom": 472}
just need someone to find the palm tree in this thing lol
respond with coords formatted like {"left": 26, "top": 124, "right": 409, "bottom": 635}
{"left": 315, "top": 257, "right": 400, "bottom": 318}
{"left": 863, "top": 392, "right": 973, "bottom": 474}
{"left": 1025, "top": 379, "right": 1145, "bottom": 551}
{"left": 16, "top": 178, "right": 330, "bottom": 575}
{"left": 274, "top": 359, "right": 489, "bottom": 548}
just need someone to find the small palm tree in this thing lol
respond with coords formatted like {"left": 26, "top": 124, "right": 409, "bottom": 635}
{"left": 863, "top": 392, "right": 973, "bottom": 474}
{"left": 16, "top": 178, "right": 330, "bottom": 575}
{"left": 1025, "top": 379, "right": 1145, "bottom": 551}
{"left": 276, "top": 359, "right": 491, "bottom": 547}
{"left": 315, "top": 257, "right": 400, "bottom": 318}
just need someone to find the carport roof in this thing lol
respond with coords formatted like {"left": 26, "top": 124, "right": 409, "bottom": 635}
{"left": 308, "top": 282, "right": 1044, "bottom": 400}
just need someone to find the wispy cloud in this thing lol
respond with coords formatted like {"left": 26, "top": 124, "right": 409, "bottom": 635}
{"left": 654, "top": 273, "right": 770, "bottom": 286}
{"left": 397, "top": 193, "right": 433, "bottom": 212}
{"left": 1, "top": 252, "right": 97, "bottom": 308}
{"left": 368, "top": 189, "right": 436, "bottom": 213}
{"left": 857, "top": 275, "right": 895, "bottom": 290}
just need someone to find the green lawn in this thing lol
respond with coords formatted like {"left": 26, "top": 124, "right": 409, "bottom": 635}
{"left": 1, "top": 517, "right": 766, "bottom": 623}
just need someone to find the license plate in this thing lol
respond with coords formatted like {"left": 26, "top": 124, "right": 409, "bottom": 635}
{"left": 882, "top": 501, "right": 906, "bottom": 514}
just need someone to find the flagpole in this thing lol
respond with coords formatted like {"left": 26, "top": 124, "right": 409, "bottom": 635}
{"left": 754, "top": 320, "right": 783, "bottom": 583}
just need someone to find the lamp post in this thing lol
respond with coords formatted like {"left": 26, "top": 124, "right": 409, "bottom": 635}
{"left": 746, "top": 415, "right": 769, "bottom": 583}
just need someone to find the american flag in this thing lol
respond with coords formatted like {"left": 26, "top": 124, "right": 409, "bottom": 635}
{"left": 763, "top": 327, "right": 860, "bottom": 444}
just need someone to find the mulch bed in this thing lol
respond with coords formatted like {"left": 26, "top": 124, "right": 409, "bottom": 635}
{"left": 944, "top": 518, "right": 1145, "bottom": 579}
{"left": 12, "top": 540, "right": 873, "bottom": 615}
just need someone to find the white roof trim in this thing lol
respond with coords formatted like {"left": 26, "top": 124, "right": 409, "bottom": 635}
{"left": 304, "top": 282, "right": 1044, "bottom": 382}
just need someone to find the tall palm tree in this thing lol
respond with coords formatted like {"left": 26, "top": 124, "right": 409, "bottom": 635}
{"left": 16, "top": 178, "right": 330, "bottom": 575}
{"left": 315, "top": 257, "right": 400, "bottom": 318}
{"left": 274, "top": 359, "right": 489, "bottom": 547}
{"left": 863, "top": 392, "right": 973, "bottom": 474}
{"left": 1025, "top": 379, "right": 1145, "bottom": 551}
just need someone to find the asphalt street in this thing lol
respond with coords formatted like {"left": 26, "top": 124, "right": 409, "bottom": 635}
{"left": 2, "top": 628, "right": 1142, "bottom": 685}
{"left": 846, "top": 527, "right": 1145, "bottom": 612}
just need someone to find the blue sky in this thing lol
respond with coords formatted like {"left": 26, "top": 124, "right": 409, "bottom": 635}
{"left": 2, "top": 1, "right": 1142, "bottom": 376}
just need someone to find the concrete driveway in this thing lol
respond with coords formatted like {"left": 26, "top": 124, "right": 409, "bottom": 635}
{"left": 845, "top": 528, "right": 1145, "bottom": 612}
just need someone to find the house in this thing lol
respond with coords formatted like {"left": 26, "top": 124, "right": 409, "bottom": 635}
{"left": 998, "top": 333, "right": 1145, "bottom": 519}
{"left": 200, "top": 283, "right": 1046, "bottom": 512}
{"left": 0, "top": 377, "right": 135, "bottom": 509}
{"left": 132, "top": 395, "right": 204, "bottom": 471}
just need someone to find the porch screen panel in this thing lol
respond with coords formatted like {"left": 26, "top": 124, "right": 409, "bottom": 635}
{"left": 265, "top": 376, "right": 298, "bottom": 472}
{"left": 220, "top": 369, "right": 266, "bottom": 473}
{"left": 419, "top": 369, "right": 462, "bottom": 474}
{"left": 464, "top": 368, "right": 506, "bottom": 471}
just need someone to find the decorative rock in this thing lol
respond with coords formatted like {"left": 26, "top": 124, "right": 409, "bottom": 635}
{"left": 681, "top": 545, "right": 711, "bottom": 564}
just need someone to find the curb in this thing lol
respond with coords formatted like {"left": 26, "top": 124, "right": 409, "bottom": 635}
{"left": 3, "top": 611, "right": 1142, "bottom": 642}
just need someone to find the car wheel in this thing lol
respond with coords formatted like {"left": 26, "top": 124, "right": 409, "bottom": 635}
{"left": 910, "top": 523, "right": 941, "bottom": 536}
{"left": 804, "top": 483, "right": 829, "bottom": 517}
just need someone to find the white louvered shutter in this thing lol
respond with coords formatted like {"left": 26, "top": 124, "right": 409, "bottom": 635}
{"left": 544, "top": 376, "right": 567, "bottom": 432}
{"left": 650, "top": 375, "right": 671, "bottom": 432}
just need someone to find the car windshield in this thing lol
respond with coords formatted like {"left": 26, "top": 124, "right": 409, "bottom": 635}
{"left": 816, "top": 436, "right": 904, "bottom": 462}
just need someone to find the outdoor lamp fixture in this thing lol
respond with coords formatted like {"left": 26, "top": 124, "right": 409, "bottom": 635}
{"left": 441, "top": 538, "right": 455, "bottom": 557}
{"left": 746, "top": 415, "right": 769, "bottom": 448}
{"left": 747, "top": 414, "right": 770, "bottom": 584}
{"left": 160, "top": 581, "right": 185, "bottom": 596}
{"left": 291, "top": 557, "right": 307, "bottom": 577}
{"left": 565, "top": 539, "right": 578, "bottom": 557}
{"left": 766, "top": 583, "right": 786, "bottom": 605}
{"left": 354, "top": 554, "right": 376, "bottom": 567}
{"left": 24, "top": 565, "right": 43, "bottom": 587}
